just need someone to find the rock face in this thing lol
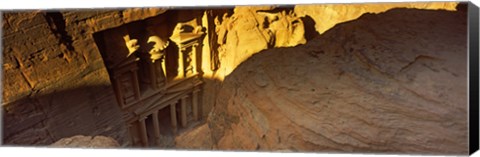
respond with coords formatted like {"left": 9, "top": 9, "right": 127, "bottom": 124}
{"left": 2, "top": 9, "right": 166, "bottom": 146}
{"left": 207, "top": 8, "right": 468, "bottom": 154}
{"left": 175, "top": 124, "right": 214, "bottom": 150}
{"left": 200, "top": 3, "right": 459, "bottom": 118}
{"left": 205, "top": 2, "right": 459, "bottom": 80}
{"left": 50, "top": 135, "right": 120, "bottom": 148}
{"left": 208, "top": 6, "right": 307, "bottom": 78}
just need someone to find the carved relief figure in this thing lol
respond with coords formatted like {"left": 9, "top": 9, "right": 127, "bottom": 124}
{"left": 147, "top": 36, "right": 169, "bottom": 62}
{"left": 123, "top": 35, "right": 140, "bottom": 57}
{"left": 147, "top": 35, "right": 169, "bottom": 88}
{"left": 215, "top": 14, "right": 230, "bottom": 51}
{"left": 257, "top": 10, "right": 306, "bottom": 47}
{"left": 143, "top": 25, "right": 170, "bottom": 89}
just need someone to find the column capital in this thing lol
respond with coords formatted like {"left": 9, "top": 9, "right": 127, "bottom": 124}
{"left": 193, "top": 87, "right": 201, "bottom": 93}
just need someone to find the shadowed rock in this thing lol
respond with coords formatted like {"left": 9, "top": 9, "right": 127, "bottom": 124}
{"left": 208, "top": 8, "right": 468, "bottom": 154}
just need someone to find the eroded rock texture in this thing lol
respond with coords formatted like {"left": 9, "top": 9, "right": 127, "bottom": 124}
{"left": 200, "top": 3, "right": 459, "bottom": 117}
{"left": 206, "top": 2, "right": 458, "bottom": 80}
{"left": 207, "top": 6, "right": 307, "bottom": 78}
{"left": 175, "top": 124, "right": 214, "bottom": 150}
{"left": 207, "top": 8, "right": 468, "bottom": 154}
{"left": 201, "top": 6, "right": 308, "bottom": 120}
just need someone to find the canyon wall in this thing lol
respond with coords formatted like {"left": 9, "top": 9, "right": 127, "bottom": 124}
{"left": 199, "top": 6, "right": 306, "bottom": 119}
{"left": 2, "top": 2, "right": 464, "bottom": 150}
{"left": 2, "top": 9, "right": 167, "bottom": 146}
{"left": 206, "top": 2, "right": 459, "bottom": 80}
{"left": 206, "top": 7, "right": 468, "bottom": 154}
{"left": 198, "top": 1, "right": 460, "bottom": 130}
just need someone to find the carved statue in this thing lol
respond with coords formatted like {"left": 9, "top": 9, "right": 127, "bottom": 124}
{"left": 123, "top": 35, "right": 140, "bottom": 57}
{"left": 143, "top": 34, "right": 169, "bottom": 89}
{"left": 147, "top": 36, "right": 169, "bottom": 62}
{"left": 257, "top": 10, "right": 306, "bottom": 47}
{"left": 215, "top": 14, "right": 230, "bottom": 46}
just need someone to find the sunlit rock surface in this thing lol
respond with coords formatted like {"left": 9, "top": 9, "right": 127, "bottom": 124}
{"left": 210, "top": 6, "right": 307, "bottom": 79}
{"left": 200, "top": 3, "right": 460, "bottom": 125}
{"left": 209, "top": 2, "right": 458, "bottom": 79}
{"left": 207, "top": 8, "right": 467, "bottom": 154}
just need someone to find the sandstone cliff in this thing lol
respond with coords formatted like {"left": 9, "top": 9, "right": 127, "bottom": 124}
{"left": 206, "top": 8, "right": 468, "bottom": 154}
{"left": 207, "top": 2, "right": 459, "bottom": 80}
{"left": 199, "top": 3, "right": 460, "bottom": 119}
{"left": 2, "top": 8, "right": 167, "bottom": 146}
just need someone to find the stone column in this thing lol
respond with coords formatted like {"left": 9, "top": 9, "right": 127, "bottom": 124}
{"left": 113, "top": 79, "right": 124, "bottom": 107}
{"left": 177, "top": 48, "right": 185, "bottom": 78}
{"left": 192, "top": 88, "right": 200, "bottom": 121}
{"left": 152, "top": 111, "right": 161, "bottom": 147}
{"left": 161, "top": 58, "right": 167, "bottom": 84}
{"left": 148, "top": 61, "right": 157, "bottom": 89}
{"left": 138, "top": 117, "right": 149, "bottom": 147}
{"left": 192, "top": 43, "right": 198, "bottom": 74}
{"left": 180, "top": 96, "right": 188, "bottom": 127}
{"left": 131, "top": 70, "right": 141, "bottom": 100}
{"left": 127, "top": 123, "right": 138, "bottom": 146}
{"left": 170, "top": 103, "right": 178, "bottom": 134}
